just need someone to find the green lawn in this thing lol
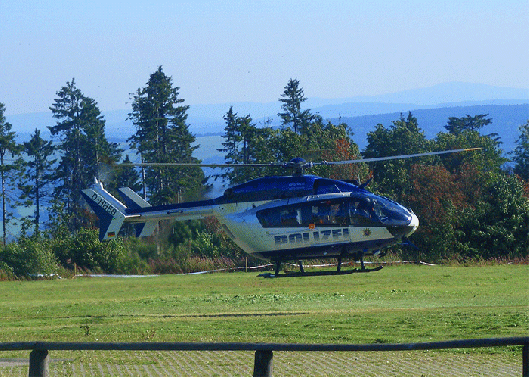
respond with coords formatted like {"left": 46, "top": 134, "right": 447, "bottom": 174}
{"left": 0, "top": 264, "right": 527, "bottom": 346}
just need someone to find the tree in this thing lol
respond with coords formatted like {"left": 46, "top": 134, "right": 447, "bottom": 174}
{"left": 405, "top": 164, "right": 467, "bottom": 261}
{"left": 219, "top": 107, "right": 259, "bottom": 164}
{"left": 49, "top": 79, "right": 85, "bottom": 210}
{"left": 49, "top": 79, "right": 120, "bottom": 228}
{"left": 320, "top": 137, "right": 367, "bottom": 181}
{"left": 400, "top": 119, "right": 515, "bottom": 262}
{"left": 444, "top": 114, "right": 492, "bottom": 135}
{"left": 434, "top": 126, "right": 506, "bottom": 183}
{"left": 218, "top": 107, "right": 277, "bottom": 184}
{"left": 81, "top": 96, "right": 122, "bottom": 180}
{"left": 128, "top": 66, "right": 205, "bottom": 204}
{"left": 113, "top": 155, "right": 141, "bottom": 193}
{"left": 218, "top": 81, "right": 365, "bottom": 186}
{"left": 363, "top": 112, "right": 431, "bottom": 201}
{"left": 19, "top": 128, "right": 56, "bottom": 233}
{"left": 0, "top": 102, "right": 22, "bottom": 245}
{"left": 512, "top": 121, "right": 529, "bottom": 181}
{"left": 278, "top": 78, "right": 314, "bottom": 134}
{"left": 453, "top": 175, "right": 529, "bottom": 260}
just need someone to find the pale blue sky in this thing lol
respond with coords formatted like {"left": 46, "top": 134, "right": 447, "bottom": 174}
{"left": 1, "top": 0, "right": 528, "bottom": 115}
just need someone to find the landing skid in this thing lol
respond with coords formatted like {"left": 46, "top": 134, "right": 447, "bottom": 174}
{"left": 259, "top": 265, "right": 383, "bottom": 278}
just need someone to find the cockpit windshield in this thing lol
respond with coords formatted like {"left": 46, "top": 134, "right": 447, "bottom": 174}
{"left": 355, "top": 194, "right": 412, "bottom": 226}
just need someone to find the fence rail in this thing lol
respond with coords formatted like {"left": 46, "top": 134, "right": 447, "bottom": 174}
{"left": 1, "top": 336, "right": 527, "bottom": 377}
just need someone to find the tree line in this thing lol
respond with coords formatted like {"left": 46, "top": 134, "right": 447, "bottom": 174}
{"left": 0, "top": 66, "right": 528, "bottom": 278}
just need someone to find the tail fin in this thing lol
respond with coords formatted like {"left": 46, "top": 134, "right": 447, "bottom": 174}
{"left": 81, "top": 180, "right": 127, "bottom": 241}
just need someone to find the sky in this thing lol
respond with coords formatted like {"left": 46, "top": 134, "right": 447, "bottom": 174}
{"left": 1, "top": 0, "right": 528, "bottom": 115}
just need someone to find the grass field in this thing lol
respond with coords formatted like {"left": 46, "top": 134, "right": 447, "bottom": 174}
{"left": 1, "top": 264, "right": 527, "bottom": 346}
{"left": 0, "top": 264, "right": 527, "bottom": 375}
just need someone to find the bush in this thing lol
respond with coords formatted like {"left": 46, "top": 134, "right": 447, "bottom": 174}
{"left": 0, "top": 238, "right": 59, "bottom": 277}
{"left": 0, "top": 261, "right": 15, "bottom": 280}
{"left": 52, "top": 228, "right": 127, "bottom": 274}
{"left": 116, "top": 250, "right": 152, "bottom": 275}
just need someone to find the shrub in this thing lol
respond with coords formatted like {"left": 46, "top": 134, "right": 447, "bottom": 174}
{"left": 52, "top": 228, "right": 127, "bottom": 273}
{"left": 0, "top": 238, "right": 59, "bottom": 277}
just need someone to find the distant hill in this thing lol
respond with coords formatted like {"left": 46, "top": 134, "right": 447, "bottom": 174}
{"left": 333, "top": 104, "right": 529, "bottom": 153}
{"left": 313, "top": 82, "right": 528, "bottom": 106}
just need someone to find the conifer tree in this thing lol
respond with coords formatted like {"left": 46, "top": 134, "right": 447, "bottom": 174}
{"left": 0, "top": 102, "right": 22, "bottom": 244}
{"left": 444, "top": 114, "right": 492, "bottom": 135}
{"left": 128, "top": 66, "right": 205, "bottom": 204}
{"left": 513, "top": 121, "right": 529, "bottom": 181}
{"left": 278, "top": 78, "right": 314, "bottom": 134}
{"left": 19, "top": 128, "right": 56, "bottom": 232}
{"left": 49, "top": 79, "right": 120, "bottom": 228}
{"left": 219, "top": 80, "right": 363, "bottom": 186}
{"left": 113, "top": 155, "right": 141, "bottom": 193}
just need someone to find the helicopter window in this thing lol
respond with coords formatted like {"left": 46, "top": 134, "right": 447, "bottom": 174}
{"left": 257, "top": 207, "right": 302, "bottom": 228}
{"left": 256, "top": 197, "right": 393, "bottom": 228}
{"left": 280, "top": 208, "right": 301, "bottom": 226}
{"left": 314, "top": 180, "right": 343, "bottom": 195}
{"left": 347, "top": 199, "right": 379, "bottom": 226}
{"left": 256, "top": 209, "right": 278, "bottom": 227}
{"left": 309, "top": 201, "right": 348, "bottom": 226}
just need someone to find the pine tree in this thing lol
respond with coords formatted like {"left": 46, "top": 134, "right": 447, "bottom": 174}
{"left": 113, "top": 155, "right": 141, "bottom": 192}
{"left": 218, "top": 81, "right": 364, "bottom": 185}
{"left": 444, "top": 114, "right": 492, "bottom": 135}
{"left": 218, "top": 107, "right": 276, "bottom": 184}
{"left": 0, "top": 102, "right": 22, "bottom": 244}
{"left": 278, "top": 78, "right": 314, "bottom": 134}
{"left": 49, "top": 79, "right": 120, "bottom": 228}
{"left": 19, "top": 128, "right": 56, "bottom": 233}
{"left": 512, "top": 121, "right": 529, "bottom": 181}
{"left": 128, "top": 66, "right": 205, "bottom": 204}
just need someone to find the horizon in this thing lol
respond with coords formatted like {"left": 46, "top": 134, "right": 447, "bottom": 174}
{"left": 4, "top": 81, "right": 529, "bottom": 118}
{"left": 2, "top": 0, "right": 528, "bottom": 116}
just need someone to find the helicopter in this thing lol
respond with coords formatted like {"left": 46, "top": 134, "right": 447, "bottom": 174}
{"left": 82, "top": 148, "right": 479, "bottom": 276}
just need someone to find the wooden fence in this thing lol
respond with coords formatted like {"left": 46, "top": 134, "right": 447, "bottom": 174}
{"left": 0, "top": 336, "right": 527, "bottom": 377}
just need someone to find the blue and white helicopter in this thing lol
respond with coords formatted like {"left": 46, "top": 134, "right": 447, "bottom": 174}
{"left": 82, "top": 149, "right": 478, "bottom": 275}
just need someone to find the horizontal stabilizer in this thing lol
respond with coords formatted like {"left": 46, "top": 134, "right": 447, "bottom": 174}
{"left": 118, "top": 187, "right": 151, "bottom": 210}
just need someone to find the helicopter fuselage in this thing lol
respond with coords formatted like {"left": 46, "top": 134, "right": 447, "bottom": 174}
{"left": 82, "top": 175, "right": 419, "bottom": 265}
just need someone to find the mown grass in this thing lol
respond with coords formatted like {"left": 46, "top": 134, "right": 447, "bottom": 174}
{"left": 0, "top": 264, "right": 527, "bottom": 353}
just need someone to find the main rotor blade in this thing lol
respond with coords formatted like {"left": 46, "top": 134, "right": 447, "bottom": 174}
{"left": 120, "top": 162, "right": 284, "bottom": 168}
{"left": 315, "top": 148, "right": 482, "bottom": 165}
{"left": 118, "top": 148, "right": 481, "bottom": 169}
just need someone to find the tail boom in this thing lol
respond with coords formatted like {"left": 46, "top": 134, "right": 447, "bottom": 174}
{"left": 83, "top": 181, "right": 217, "bottom": 241}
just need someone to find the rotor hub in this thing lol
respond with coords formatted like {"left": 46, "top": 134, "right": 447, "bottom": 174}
{"left": 285, "top": 158, "right": 313, "bottom": 176}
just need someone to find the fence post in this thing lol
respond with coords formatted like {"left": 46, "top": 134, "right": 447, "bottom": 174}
{"left": 253, "top": 349, "right": 273, "bottom": 377}
{"left": 523, "top": 342, "right": 528, "bottom": 377}
{"left": 28, "top": 349, "right": 49, "bottom": 377}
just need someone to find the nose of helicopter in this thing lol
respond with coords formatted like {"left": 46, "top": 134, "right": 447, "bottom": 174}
{"left": 407, "top": 212, "right": 419, "bottom": 236}
{"left": 387, "top": 211, "right": 419, "bottom": 238}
